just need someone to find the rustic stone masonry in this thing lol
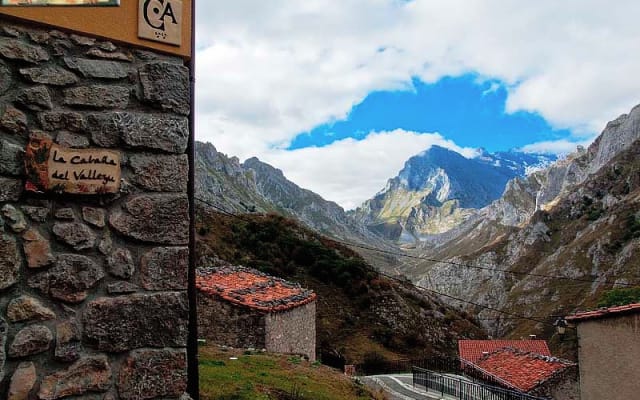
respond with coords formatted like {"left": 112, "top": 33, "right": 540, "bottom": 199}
{"left": 0, "top": 18, "right": 190, "bottom": 399}
{"left": 197, "top": 266, "right": 316, "bottom": 361}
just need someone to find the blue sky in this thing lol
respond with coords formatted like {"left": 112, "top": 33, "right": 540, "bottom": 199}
{"left": 289, "top": 75, "right": 574, "bottom": 153}
{"left": 195, "top": 1, "right": 640, "bottom": 209}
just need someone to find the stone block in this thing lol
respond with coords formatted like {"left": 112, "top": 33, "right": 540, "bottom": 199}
{"left": 8, "top": 362, "right": 36, "bottom": 400}
{"left": 0, "top": 138, "right": 23, "bottom": 176}
{"left": 82, "top": 207, "right": 105, "bottom": 227}
{"left": 84, "top": 292, "right": 188, "bottom": 352}
{"left": 56, "top": 131, "right": 89, "bottom": 148}
{"left": 7, "top": 295, "right": 56, "bottom": 322}
{"left": 0, "top": 317, "right": 6, "bottom": 382}
{"left": 52, "top": 222, "right": 96, "bottom": 250}
{"left": 106, "top": 247, "right": 134, "bottom": 279}
{"left": 22, "top": 228, "right": 54, "bottom": 268}
{"left": 139, "top": 61, "right": 190, "bottom": 115}
{"left": 29, "top": 253, "right": 104, "bottom": 303}
{"left": 64, "top": 57, "right": 129, "bottom": 79}
{"left": 1, "top": 106, "right": 28, "bottom": 135}
{"left": 0, "top": 38, "right": 49, "bottom": 63}
{"left": 63, "top": 85, "right": 129, "bottom": 109}
{"left": 0, "top": 234, "right": 20, "bottom": 290}
{"left": 2, "top": 204, "right": 27, "bottom": 232}
{"left": 16, "top": 85, "right": 52, "bottom": 110}
{"left": 53, "top": 208, "right": 75, "bottom": 220}
{"left": 0, "top": 177, "right": 22, "bottom": 202}
{"left": 141, "top": 246, "right": 188, "bottom": 290}
{"left": 109, "top": 194, "right": 189, "bottom": 245}
{"left": 8, "top": 325, "right": 53, "bottom": 358}
{"left": 55, "top": 319, "right": 82, "bottom": 362}
{"left": 19, "top": 66, "right": 79, "bottom": 86}
{"left": 39, "top": 111, "right": 85, "bottom": 132}
{"left": 39, "top": 355, "right": 112, "bottom": 400}
{"left": 70, "top": 34, "right": 96, "bottom": 46}
{"left": 118, "top": 349, "right": 187, "bottom": 400}
{"left": 86, "top": 48, "right": 133, "bottom": 62}
{"left": 0, "top": 60, "right": 11, "bottom": 95}
{"left": 130, "top": 154, "right": 188, "bottom": 192}
{"left": 107, "top": 281, "right": 139, "bottom": 294}
{"left": 21, "top": 206, "right": 49, "bottom": 222}
{"left": 88, "top": 112, "right": 188, "bottom": 152}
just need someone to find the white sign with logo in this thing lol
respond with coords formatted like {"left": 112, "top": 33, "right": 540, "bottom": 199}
{"left": 138, "top": 0, "right": 182, "bottom": 46}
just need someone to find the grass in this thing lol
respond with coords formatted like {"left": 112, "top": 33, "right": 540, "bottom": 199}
{"left": 199, "top": 346, "right": 378, "bottom": 400}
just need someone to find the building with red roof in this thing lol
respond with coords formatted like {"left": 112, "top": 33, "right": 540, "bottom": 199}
{"left": 458, "top": 340, "right": 578, "bottom": 399}
{"left": 475, "top": 348, "right": 577, "bottom": 398}
{"left": 565, "top": 303, "right": 640, "bottom": 400}
{"left": 458, "top": 339, "right": 551, "bottom": 364}
{"left": 197, "top": 266, "right": 317, "bottom": 361}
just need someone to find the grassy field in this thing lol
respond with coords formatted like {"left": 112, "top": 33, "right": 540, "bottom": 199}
{"left": 199, "top": 346, "right": 386, "bottom": 400}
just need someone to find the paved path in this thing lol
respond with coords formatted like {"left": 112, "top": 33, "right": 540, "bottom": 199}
{"left": 361, "top": 374, "right": 452, "bottom": 400}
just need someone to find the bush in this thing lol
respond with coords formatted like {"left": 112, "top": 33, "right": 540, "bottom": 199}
{"left": 598, "top": 287, "right": 640, "bottom": 307}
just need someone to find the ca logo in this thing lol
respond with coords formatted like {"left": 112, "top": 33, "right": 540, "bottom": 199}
{"left": 138, "top": 0, "right": 182, "bottom": 46}
{"left": 143, "top": 0, "right": 178, "bottom": 32}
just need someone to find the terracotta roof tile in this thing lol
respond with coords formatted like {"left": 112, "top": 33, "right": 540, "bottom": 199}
{"left": 196, "top": 266, "right": 316, "bottom": 312}
{"left": 458, "top": 340, "right": 551, "bottom": 364}
{"left": 565, "top": 303, "right": 640, "bottom": 322}
{"left": 475, "top": 348, "right": 575, "bottom": 392}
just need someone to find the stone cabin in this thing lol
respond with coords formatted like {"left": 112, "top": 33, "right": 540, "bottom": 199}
{"left": 565, "top": 303, "right": 640, "bottom": 400}
{"left": 196, "top": 266, "right": 317, "bottom": 361}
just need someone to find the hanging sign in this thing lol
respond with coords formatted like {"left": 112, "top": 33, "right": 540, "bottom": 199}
{"left": 138, "top": 0, "right": 182, "bottom": 46}
{"left": 25, "top": 135, "right": 121, "bottom": 195}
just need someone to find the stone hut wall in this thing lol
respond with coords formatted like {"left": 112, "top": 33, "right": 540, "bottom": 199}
{"left": 530, "top": 366, "right": 579, "bottom": 400}
{"left": 0, "top": 18, "right": 191, "bottom": 399}
{"left": 265, "top": 301, "right": 316, "bottom": 361}
{"left": 197, "top": 293, "right": 266, "bottom": 349}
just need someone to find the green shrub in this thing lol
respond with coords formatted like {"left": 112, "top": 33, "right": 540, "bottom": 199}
{"left": 597, "top": 287, "right": 640, "bottom": 307}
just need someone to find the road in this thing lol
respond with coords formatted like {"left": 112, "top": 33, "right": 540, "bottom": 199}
{"left": 361, "top": 373, "right": 451, "bottom": 400}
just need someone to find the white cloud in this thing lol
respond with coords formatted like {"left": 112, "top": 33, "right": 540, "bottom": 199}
{"left": 259, "top": 130, "right": 477, "bottom": 210}
{"left": 519, "top": 137, "right": 596, "bottom": 155}
{"left": 194, "top": 0, "right": 640, "bottom": 207}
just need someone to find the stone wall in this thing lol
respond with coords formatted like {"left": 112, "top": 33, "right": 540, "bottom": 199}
{"left": 0, "top": 18, "right": 191, "bottom": 399}
{"left": 197, "top": 293, "right": 266, "bottom": 349}
{"left": 265, "top": 301, "right": 316, "bottom": 361}
{"left": 530, "top": 366, "right": 579, "bottom": 400}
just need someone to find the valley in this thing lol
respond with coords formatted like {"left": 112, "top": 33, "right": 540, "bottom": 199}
{"left": 196, "top": 103, "right": 640, "bottom": 359}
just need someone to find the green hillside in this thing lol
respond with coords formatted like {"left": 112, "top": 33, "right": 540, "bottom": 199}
{"left": 196, "top": 207, "right": 486, "bottom": 365}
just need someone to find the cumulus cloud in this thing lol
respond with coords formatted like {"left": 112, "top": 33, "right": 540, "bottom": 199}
{"left": 194, "top": 0, "right": 640, "bottom": 206}
{"left": 259, "top": 130, "right": 477, "bottom": 210}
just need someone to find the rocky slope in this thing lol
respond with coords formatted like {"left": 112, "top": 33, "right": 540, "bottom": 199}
{"left": 195, "top": 142, "right": 397, "bottom": 269}
{"left": 401, "top": 104, "right": 640, "bottom": 340}
{"left": 351, "top": 146, "right": 554, "bottom": 242}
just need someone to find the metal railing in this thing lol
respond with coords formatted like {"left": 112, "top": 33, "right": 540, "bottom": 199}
{"left": 354, "top": 356, "right": 462, "bottom": 376}
{"left": 412, "top": 367, "right": 549, "bottom": 400}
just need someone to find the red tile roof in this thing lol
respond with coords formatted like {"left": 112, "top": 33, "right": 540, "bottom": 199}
{"left": 565, "top": 303, "right": 640, "bottom": 322}
{"left": 458, "top": 340, "right": 551, "bottom": 364}
{"left": 475, "top": 348, "right": 575, "bottom": 392}
{"left": 196, "top": 266, "right": 316, "bottom": 312}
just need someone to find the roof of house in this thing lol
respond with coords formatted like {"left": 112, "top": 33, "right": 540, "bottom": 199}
{"left": 565, "top": 303, "right": 640, "bottom": 322}
{"left": 475, "top": 348, "right": 575, "bottom": 393}
{"left": 458, "top": 340, "right": 551, "bottom": 364}
{"left": 196, "top": 266, "right": 316, "bottom": 312}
